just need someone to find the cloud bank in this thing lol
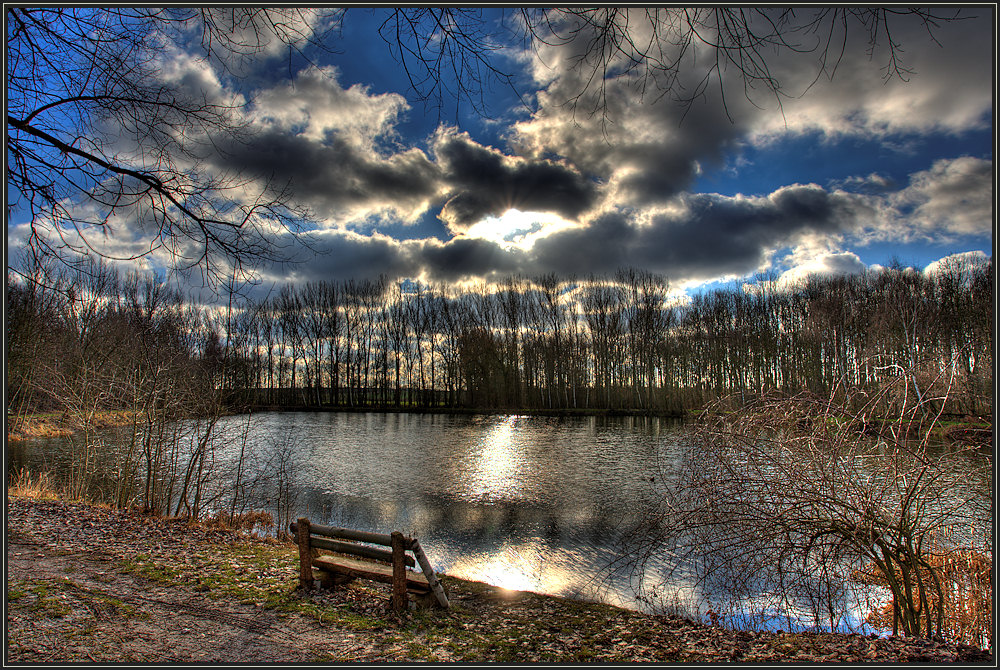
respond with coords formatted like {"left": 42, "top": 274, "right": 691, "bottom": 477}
{"left": 9, "top": 8, "right": 992, "bottom": 295}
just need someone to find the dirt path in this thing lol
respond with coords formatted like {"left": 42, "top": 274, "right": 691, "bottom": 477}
{"left": 6, "top": 496, "right": 993, "bottom": 664}
{"left": 6, "top": 498, "right": 409, "bottom": 663}
{"left": 7, "top": 542, "right": 335, "bottom": 663}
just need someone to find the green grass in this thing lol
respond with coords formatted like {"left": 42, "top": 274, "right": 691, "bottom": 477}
{"left": 115, "top": 543, "right": 394, "bottom": 632}
{"left": 120, "top": 554, "right": 186, "bottom": 584}
{"left": 7, "top": 584, "right": 28, "bottom": 602}
{"left": 9, "top": 577, "right": 144, "bottom": 622}
{"left": 9, "top": 580, "right": 74, "bottom": 618}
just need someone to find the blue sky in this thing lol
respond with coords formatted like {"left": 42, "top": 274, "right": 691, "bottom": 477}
{"left": 6, "top": 7, "right": 994, "bottom": 297}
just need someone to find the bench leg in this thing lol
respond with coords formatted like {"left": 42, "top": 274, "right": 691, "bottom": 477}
{"left": 390, "top": 531, "right": 407, "bottom": 613}
{"left": 315, "top": 569, "right": 355, "bottom": 589}
{"left": 297, "top": 517, "right": 314, "bottom": 591}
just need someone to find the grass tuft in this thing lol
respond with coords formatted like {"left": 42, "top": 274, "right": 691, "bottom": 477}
{"left": 7, "top": 468, "right": 60, "bottom": 500}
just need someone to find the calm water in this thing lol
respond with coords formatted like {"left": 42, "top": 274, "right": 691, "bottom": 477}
{"left": 9, "top": 411, "right": 990, "bottom": 629}
{"left": 245, "top": 412, "right": 679, "bottom": 608}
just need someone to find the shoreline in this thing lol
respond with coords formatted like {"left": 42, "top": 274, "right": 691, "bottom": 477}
{"left": 6, "top": 410, "right": 139, "bottom": 442}
{"left": 7, "top": 494, "right": 992, "bottom": 663}
{"left": 240, "top": 403, "right": 690, "bottom": 419}
{"left": 6, "top": 405, "right": 687, "bottom": 443}
{"left": 9, "top": 406, "right": 990, "bottom": 449}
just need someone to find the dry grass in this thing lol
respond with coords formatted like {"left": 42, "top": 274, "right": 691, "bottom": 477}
{"left": 7, "top": 468, "right": 61, "bottom": 500}
{"left": 6, "top": 416, "right": 73, "bottom": 442}
{"left": 198, "top": 509, "right": 276, "bottom": 535}
{"left": 7, "top": 410, "right": 137, "bottom": 441}
{"left": 855, "top": 545, "right": 993, "bottom": 648}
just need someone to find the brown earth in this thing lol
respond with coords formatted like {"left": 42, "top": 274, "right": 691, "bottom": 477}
{"left": 5, "top": 496, "right": 994, "bottom": 664}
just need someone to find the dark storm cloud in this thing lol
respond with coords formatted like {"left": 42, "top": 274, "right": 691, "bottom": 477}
{"left": 528, "top": 185, "right": 863, "bottom": 282}
{"left": 213, "top": 130, "right": 441, "bottom": 222}
{"left": 608, "top": 98, "right": 752, "bottom": 206}
{"left": 510, "top": 12, "right": 753, "bottom": 210}
{"left": 434, "top": 130, "right": 599, "bottom": 231}
{"left": 511, "top": 86, "right": 748, "bottom": 210}
{"left": 417, "top": 237, "right": 524, "bottom": 282}
{"left": 274, "top": 183, "right": 867, "bottom": 286}
{"left": 519, "top": 211, "right": 635, "bottom": 276}
{"left": 260, "top": 230, "right": 521, "bottom": 286}
{"left": 266, "top": 231, "right": 420, "bottom": 285}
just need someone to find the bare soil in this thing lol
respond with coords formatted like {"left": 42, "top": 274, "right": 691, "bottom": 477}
{"left": 6, "top": 496, "right": 993, "bottom": 664}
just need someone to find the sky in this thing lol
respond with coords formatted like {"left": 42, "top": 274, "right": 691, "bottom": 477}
{"left": 6, "top": 7, "right": 995, "bottom": 299}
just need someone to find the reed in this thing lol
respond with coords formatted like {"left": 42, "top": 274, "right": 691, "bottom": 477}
{"left": 855, "top": 543, "right": 993, "bottom": 648}
{"left": 8, "top": 467, "right": 60, "bottom": 500}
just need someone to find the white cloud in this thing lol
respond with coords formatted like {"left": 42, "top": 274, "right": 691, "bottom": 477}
{"left": 889, "top": 157, "right": 994, "bottom": 238}
{"left": 748, "top": 10, "right": 993, "bottom": 141}
{"left": 251, "top": 66, "right": 409, "bottom": 147}
{"left": 775, "top": 251, "right": 870, "bottom": 290}
{"left": 923, "top": 250, "right": 991, "bottom": 276}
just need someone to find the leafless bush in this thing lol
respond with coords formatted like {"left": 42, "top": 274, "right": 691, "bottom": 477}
{"left": 254, "top": 429, "right": 303, "bottom": 540}
{"left": 614, "top": 369, "right": 991, "bottom": 641}
{"left": 854, "top": 537, "right": 993, "bottom": 648}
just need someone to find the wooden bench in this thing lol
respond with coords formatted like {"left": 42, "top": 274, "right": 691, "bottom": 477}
{"left": 290, "top": 517, "right": 449, "bottom": 611}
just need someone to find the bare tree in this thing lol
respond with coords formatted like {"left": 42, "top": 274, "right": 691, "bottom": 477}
{"left": 6, "top": 8, "right": 324, "bottom": 285}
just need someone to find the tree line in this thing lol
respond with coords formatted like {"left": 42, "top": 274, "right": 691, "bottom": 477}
{"left": 231, "top": 260, "right": 992, "bottom": 416}
{"left": 10, "top": 254, "right": 990, "bottom": 422}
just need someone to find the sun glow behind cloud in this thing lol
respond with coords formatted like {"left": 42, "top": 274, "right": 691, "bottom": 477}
{"left": 462, "top": 209, "right": 577, "bottom": 251}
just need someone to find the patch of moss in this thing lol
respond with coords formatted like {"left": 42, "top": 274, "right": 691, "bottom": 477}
{"left": 92, "top": 594, "right": 140, "bottom": 619}
{"left": 8, "top": 585, "right": 28, "bottom": 602}
{"left": 119, "top": 554, "right": 185, "bottom": 584}
{"left": 25, "top": 582, "right": 73, "bottom": 617}
{"left": 405, "top": 641, "right": 436, "bottom": 660}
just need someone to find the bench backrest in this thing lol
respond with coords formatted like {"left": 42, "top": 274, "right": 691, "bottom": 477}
{"left": 289, "top": 520, "right": 416, "bottom": 567}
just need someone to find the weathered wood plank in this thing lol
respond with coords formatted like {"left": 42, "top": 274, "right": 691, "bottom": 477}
{"left": 411, "top": 539, "right": 450, "bottom": 608}
{"left": 309, "top": 536, "right": 416, "bottom": 568}
{"left": 313, "top": 554, "right": 431, "bottom": 594}
{"left": 290, "top": 521, "right": 412, "bottom": 548}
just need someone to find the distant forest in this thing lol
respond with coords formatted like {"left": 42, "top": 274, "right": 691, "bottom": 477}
{"left": 7, "top": 256, "right": 993, "bottom": 422}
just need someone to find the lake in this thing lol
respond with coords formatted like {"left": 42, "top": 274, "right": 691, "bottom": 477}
{"left": 8, "top": 410, "right": 990, "bottom": 631}
{"left": 229, "top": 411, "right": 679, "bottom": 609}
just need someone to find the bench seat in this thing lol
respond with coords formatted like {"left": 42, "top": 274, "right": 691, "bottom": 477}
{"left": 313, "top": 554, "right": 431, "bottom": 594}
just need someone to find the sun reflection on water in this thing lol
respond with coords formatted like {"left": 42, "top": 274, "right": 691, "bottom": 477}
{"left": 447, "top": 541, "right": 579, "bottom": 596}
{"left": 466, "top": 415, "right": 525, "bottom": 502}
